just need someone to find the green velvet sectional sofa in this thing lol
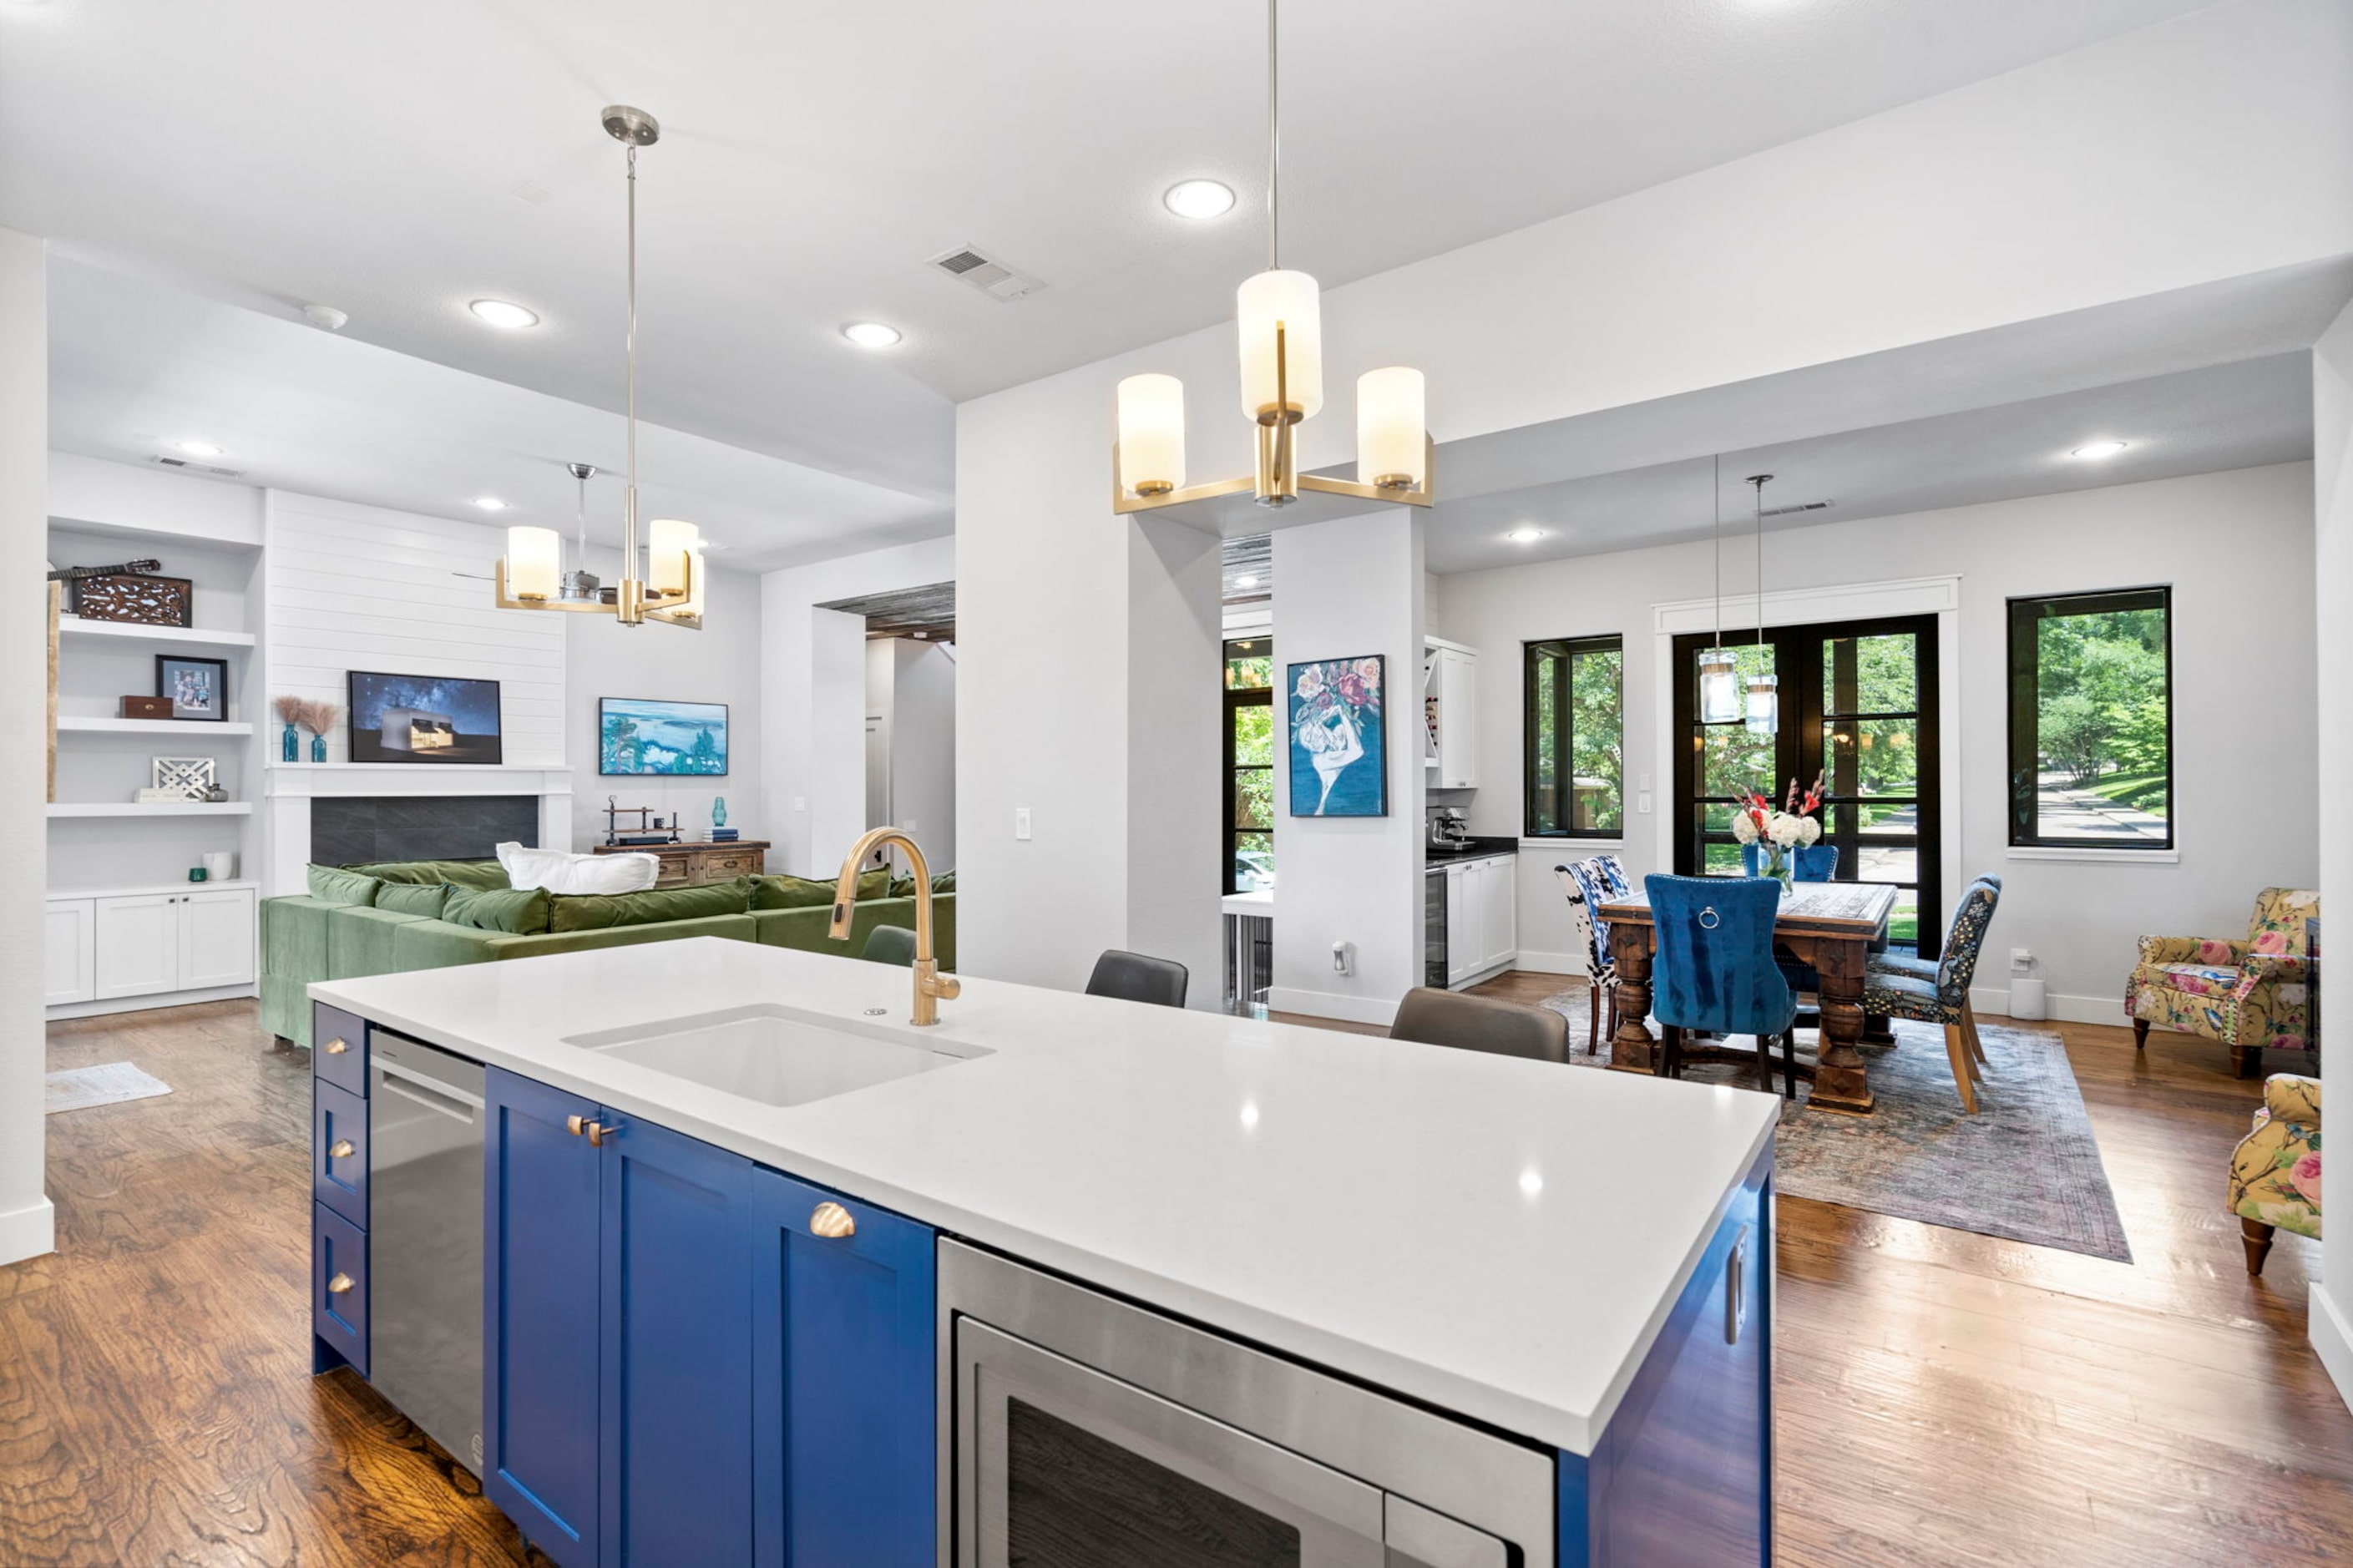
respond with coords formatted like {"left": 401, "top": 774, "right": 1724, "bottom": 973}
{"left": 261, "top": 857, "right": 956, "bottom": 1047}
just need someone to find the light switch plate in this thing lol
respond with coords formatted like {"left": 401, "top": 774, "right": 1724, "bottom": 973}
{"left": 1015, "top": 807, "right": 1032, "bottom": 841}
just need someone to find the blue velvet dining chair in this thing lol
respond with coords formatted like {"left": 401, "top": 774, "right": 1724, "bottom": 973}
{"left": 1644, "top": 874, "right": 1801, "bottom": 1097}
{"left": 1740, "top": 842, "right": 1839, "bottom": 881}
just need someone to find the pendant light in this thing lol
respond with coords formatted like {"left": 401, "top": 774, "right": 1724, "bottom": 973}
{"left": 1697, "top": 454, "right": 1741, "bottom": 724}
{"left": 1743, "top": 473, "right": 1779, "bottom": 736}
{"left": 1111, "top": 0, "right": 1432, "bottom": 514}
{"left": 494, "top": 106, "right": 702, "bottom": 630}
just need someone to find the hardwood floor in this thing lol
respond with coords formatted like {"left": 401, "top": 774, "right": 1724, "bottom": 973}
{"left": 5, "top": 988, "right": 2349, "bottom": 1565}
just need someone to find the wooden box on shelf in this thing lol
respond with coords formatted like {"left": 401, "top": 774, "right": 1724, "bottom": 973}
{"left": 74, "top": 574, "right": 194, "bottom": 628}
{"left": 119, "top": 695, "right": 174, "bottom": 720}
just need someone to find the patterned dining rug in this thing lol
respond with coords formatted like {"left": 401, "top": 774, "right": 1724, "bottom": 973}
{"left": 45, "top": 1061, "right": 174, "bottom": 1115}
{"left": 1538, "top": 991, "right": 2132, "bottom": 1262}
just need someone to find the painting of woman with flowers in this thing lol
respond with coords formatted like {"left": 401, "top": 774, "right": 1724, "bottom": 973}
{"left": 1288, "top": 655, "right": 1387, "bottom": 817}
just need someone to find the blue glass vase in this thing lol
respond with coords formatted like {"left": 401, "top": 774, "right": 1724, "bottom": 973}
{"left": 311, "top": 733, "right": 327, "bottom": 763}
{"left": 712, "top": 796, "right": 727, "bottom": 829}
{"left": 281, "top": 721, "right": 299, "bottom": 763}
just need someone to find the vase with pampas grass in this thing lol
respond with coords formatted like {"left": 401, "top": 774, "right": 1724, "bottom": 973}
{"left": 272, "top": 695, "right": 303, "bottom": 763}
{"left": 297, "top": 700, "right": 341, "bottom": 764}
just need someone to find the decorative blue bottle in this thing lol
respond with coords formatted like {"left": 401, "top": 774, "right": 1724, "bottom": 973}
{"left": 281, "top": 721, "right": 299, "bottom": 763}
{"left": 712, "top": 796, "right": 727, "bottom": 829}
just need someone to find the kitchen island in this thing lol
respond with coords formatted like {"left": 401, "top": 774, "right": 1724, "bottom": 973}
{"left": 309, "top": 937, "right": 1776, "bottom": 1565}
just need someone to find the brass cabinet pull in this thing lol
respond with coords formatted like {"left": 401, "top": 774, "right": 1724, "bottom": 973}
{"left": 326, "top": 1272, "right": 355, "bottom": 1295}
{"left": 586, "top": 1120, "right": 620, "bottom": 1148}
{"left": 323, "top": 1038, "right": 350, "bottom": 1055}
{"left": 566, "top": 1115, "right": 587, "bottom": 1137}
{"left": 809, "top": 1201, "right": 856, "bottom": 1240}
{"left": 328, "top": 1139, "right": 355, "bottom": 1160}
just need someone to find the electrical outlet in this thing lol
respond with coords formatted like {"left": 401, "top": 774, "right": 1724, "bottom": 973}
{"left": 1015, "top": 807, "right": 1032, "bottom": 842}
{"left": 2010, "top": 947, "right": 2035, "bottom": 974}
{"left": 1637, "top": 792, "right": 1653, "bottom": 815}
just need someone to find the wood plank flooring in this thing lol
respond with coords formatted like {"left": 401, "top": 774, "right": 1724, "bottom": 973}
{"left": 3, "top": 988, "right": 2349, "bottom": 1565}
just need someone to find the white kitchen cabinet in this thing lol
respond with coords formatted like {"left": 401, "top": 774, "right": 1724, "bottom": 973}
{"left": 44, "top": 899, "right": 95, "bottom": 1005}
{"left": 1443, "top": 857, "right": 1518, "bottom": 987}
{"left": 1444, "top": 862, "right": 1477, "bottom": 988}
{"left": 1424, "top": 645, "right": 1480, "bottom": 790}
{"left": 83, "top": 887, "right": 257, "bottom": 1003}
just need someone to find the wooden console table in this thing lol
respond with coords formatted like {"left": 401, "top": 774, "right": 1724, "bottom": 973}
{"left": 593, "top": 839, "right": 768, "bottom": 888}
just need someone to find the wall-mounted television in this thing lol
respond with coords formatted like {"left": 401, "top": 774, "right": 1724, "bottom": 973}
{"left": 600, "top": 697, "right": 729, "bottom": 776}
{"left": 347, "top": 671, "right": 504, "bottom": 765}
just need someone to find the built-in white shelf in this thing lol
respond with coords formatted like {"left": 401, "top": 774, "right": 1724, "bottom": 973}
{"left": 47, "top": 802, "right": 254, "bottom": 818}
{"left": 48, "top": 878, "right": 258, "bottom": 900}
{"left": 56, "top": 618, "right": 257, "bottom": 651}
{"left": 57, "top": 716, "right": 255, "bottom": 736}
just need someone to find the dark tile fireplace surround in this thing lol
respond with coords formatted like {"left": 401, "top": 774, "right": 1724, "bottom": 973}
{"left": 311, "top": 796, "right": 539, "bottom": 867}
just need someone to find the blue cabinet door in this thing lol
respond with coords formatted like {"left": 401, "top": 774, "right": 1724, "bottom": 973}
{"left": 484, "top": 1069, "right": 603, "bottom": 1568}
{"left": 751, "top": 1170, "right": 936, "bottom": 1568}
{"left": 597, "top": 1113, "right": 756, "bottom": 1568}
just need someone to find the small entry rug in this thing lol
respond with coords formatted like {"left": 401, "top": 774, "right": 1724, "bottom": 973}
{"left": 45, "top": 1061, "right": 174, "bottom": 1115}
{"left": 1539, "top": 992, "right": 2131, "bottom": 1262}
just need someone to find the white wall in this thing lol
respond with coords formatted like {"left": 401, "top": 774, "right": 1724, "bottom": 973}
{"left": 0, "top": 230, "right": 53, "bottom": 1266}
{"left": 2312, "top": 302, "right": 2353, "bottom": 1409}
{"left": 48, "top": 450, "right": 262, "bottom": 548}
{"left": 1268, "top": 514, "right": 1426, "bottom": 1024}
{"left": 564, "top": 545, "right": 762, "bottom": 849}
{"left": 262, "top": 492, "right": 567, "bottom": 768}
{"left": 888, "top": 640, "right": 957, "bottom": 867}
{"left": 759, "top": 536, "right": 954, "bottom": 876}
{"left": 1440, "top": 463, "right": 2319, "bottom": 1022}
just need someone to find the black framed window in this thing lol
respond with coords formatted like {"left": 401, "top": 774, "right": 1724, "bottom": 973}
{"left": 1524, "top": 635, "right": 1623, "bottom": 837}
{"left": 1224, "top": 639, "right": 1275, "bottom": 893}
{"left": 2006, "top": 586, "right": 2173, "bottom": 850}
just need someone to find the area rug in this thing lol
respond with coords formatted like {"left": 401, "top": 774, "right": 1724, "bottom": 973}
{"left": 1538, "top": 991, "right": 2131, "bottom": 1262}
{"left": 45, "top": 1061, "right": 174, "bottom": 1115}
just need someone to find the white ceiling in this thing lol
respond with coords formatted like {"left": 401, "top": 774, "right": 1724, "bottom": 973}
{"left": 1, "top": 0, "right": 2219, "bottom": 510}
{"left": 44, "top": 260, "right": 951, "bottom": 572}
{"left": 1422, "top": 352, "right": 2314, "bottom": 574}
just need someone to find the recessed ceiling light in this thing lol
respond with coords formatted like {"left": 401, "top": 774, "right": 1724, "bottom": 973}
{"left": 841, "top": 321, "right": 903, "bottom": 349}
{"left": 1505, "top": 527, "right": 1546, "bottom": 544}
{"left": 1235, "top": 574, "right": 1260, "bottom": 589}
{"left": 1164, "top": 179, "right": 1237, "bottom": 220}
{"left": 2070, "top": 439, "right": 2130, "bottom": 460}
{"left": 172, "top": 439, "right": 224, "bottom": 458}
{"left": 473, "top": 497, "right": 509, "bottom": 512}
{"left": 468, "top": 299, "right": 539, "bottom": 330}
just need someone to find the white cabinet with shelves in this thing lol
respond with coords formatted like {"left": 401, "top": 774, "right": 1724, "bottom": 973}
{"left": 1442, "top": 855, "right": 1517, "bottom": 987}
{"left": 52, "top": 884, "right": 257, "bottom": 1012}
{"left": 1422, "top": 638, "right": 1480, "bottom": 790}
{"left": 45, "top": 900, "right": 94, "bottom": 1005}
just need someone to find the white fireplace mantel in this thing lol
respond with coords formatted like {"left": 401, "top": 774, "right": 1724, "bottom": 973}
{"left": 261, "top": 762, "right": 574, "bottom": 896}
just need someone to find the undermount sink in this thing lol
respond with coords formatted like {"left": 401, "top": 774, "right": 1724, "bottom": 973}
{"left": 563, "top": 1004, "right": 989, "bottom": 1108}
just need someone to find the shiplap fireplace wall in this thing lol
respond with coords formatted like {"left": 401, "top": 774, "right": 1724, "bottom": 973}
{"left": 257, "top": 491, "right": 571, "bottom": 894}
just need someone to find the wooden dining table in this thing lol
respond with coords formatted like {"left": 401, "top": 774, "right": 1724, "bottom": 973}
{"left": 1597, "top": 880, "right": 1901, "bottom": 1115}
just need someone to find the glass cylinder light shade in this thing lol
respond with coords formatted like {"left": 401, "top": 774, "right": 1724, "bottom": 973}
{"left": 1744, "top": 671, "right": 1779, "bottom": 736}
{"left": 646, "top": 518, "right": 699, "bottom": 598}
{"left": 1116, "top": 373, "right": 1187, "bottom": 496}
{"left": 1697, "top": 647, "right": 1741, "bottom": 724}
{"left": 1356, "top": 367, "right": 1426, "bottom": 491}
{"left": 505, "top": 526, "right": 561, "bottom": 599}
{"left": 1236, "top": 269, "right": 1324, "bottom": 424}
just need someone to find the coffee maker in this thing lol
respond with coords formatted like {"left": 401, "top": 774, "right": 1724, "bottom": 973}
{"left": 1428, "top": 806, "right": 1471, "bottom": 850}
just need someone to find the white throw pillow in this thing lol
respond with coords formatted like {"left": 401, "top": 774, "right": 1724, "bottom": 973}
{"left": 496, "top": 842, "right": 660, "bottom": 895}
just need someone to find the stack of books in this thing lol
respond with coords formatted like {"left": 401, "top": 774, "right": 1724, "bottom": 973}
{"left": 709, "top": 827, "right": 740, "bottom": 842}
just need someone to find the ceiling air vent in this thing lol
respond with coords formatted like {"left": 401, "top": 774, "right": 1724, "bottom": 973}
{"left": 1757, "top": 499, "right": 1831, "bottom": 518}
{"left": 928, "top": 244, "right": 1045, "bottom": 302}
{"left": 145, "top": 454, "right": 248, "bottom": 478}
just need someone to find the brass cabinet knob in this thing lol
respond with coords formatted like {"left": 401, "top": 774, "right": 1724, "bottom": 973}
{"left": 809, "top": 1201, "right": 856, "bottom": 1239}
{"left": 326, "top": 1272, "right": 355, "bottom": 1295}
{"left": 566, "top": 1115, "right": 587, "bottom": 1136}
{"left": 586, "top": 1120, "right": 620, "bottom": 1148}
{"left": 328, "top": 1139, "right": 355, "bottom": 1160}
{"left": 323, "top": 1038, "right": 350, "bottom": 1055}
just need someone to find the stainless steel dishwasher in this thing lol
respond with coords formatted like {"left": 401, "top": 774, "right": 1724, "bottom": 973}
{"left": 366, "top": 1029, "right": 486, "bottom": 1474}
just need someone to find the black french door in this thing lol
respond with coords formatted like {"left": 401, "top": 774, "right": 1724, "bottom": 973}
{"left": 1671, "top": 615, "right": 1942, "bottom": 958}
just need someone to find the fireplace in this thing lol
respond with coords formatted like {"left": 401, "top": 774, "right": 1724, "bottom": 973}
{"left": 311, "top": 796, "right": 540, "bottom": 867}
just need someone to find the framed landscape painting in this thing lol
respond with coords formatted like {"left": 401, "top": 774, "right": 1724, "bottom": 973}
{"left": 1288, "top": 655, "right": 1386, "bottom": 817}
{"left": 600, "top": 697, "right": 729, "bottom": 776}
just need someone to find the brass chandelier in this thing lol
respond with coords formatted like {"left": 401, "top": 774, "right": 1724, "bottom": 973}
{"left": 495, "top": 105, "right": 703, "bottom": 629}
{"left": 1111, "top": 0, "right": 1432, "bottom": 515}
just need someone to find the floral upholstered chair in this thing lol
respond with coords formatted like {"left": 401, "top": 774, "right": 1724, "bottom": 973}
{"left": 2128, "top": 888, "right": 2320, "bottom": 1079}
{"left": 2229, "top": 1074, "right": 2320, "bottom": 1276}
{"left": 1552, "top": 855, "right": 1628, "bottom": 1054}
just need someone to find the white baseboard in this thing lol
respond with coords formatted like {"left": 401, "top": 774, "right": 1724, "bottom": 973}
{"left": 46, "top": 984, "right": 256, "bottom": 1022}
{"left": 0, "top": 1196, "right": 55, "bottom": 1267}
{"left": 1968, "top": 986, "right": 2125, "bottom": 1027}
{"left": 2313, "top": 1282, "right": 2353, "bottom": 1415}
{"left": 1263, "top": 987, "right": 1401, "bottom": 1027}
{"left": 1510, "top": 949, "right": 1582, "bottom": 976}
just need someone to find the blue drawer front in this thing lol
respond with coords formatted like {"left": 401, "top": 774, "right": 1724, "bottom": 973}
{"left": 312, "top": 1079, "right": 369, "bottom": 1227}
{"left": 312, "top": 1003, "right": 367, "bottom": 1097}
{"left": 312, "top": 1201, "right": 368, "bottom": 1377}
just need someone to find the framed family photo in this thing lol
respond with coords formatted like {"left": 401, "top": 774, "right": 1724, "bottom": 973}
{"left": 155, "top": 655, "right": 229, "bottom": 722}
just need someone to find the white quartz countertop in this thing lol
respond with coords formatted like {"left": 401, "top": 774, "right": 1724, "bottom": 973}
{"left": 313, "top": 939, "right": 1774, "bottom": 1454}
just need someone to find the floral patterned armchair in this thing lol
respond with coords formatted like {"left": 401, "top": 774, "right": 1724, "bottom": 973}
{"left": 2229, "top": 1074, "right": 2320, "bottom": 1276}
{"left": 2127, "top": 888, "right": 2319, "bottom": 1079}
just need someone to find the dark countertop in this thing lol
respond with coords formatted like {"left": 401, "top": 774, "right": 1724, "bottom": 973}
{"left": 1425, "top": 835, "right": 1519, "bottom": 868}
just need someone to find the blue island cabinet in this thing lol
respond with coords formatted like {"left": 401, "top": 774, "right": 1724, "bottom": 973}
{"left": 483, "top": 1068, "right": 939, "bottom": 1568}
